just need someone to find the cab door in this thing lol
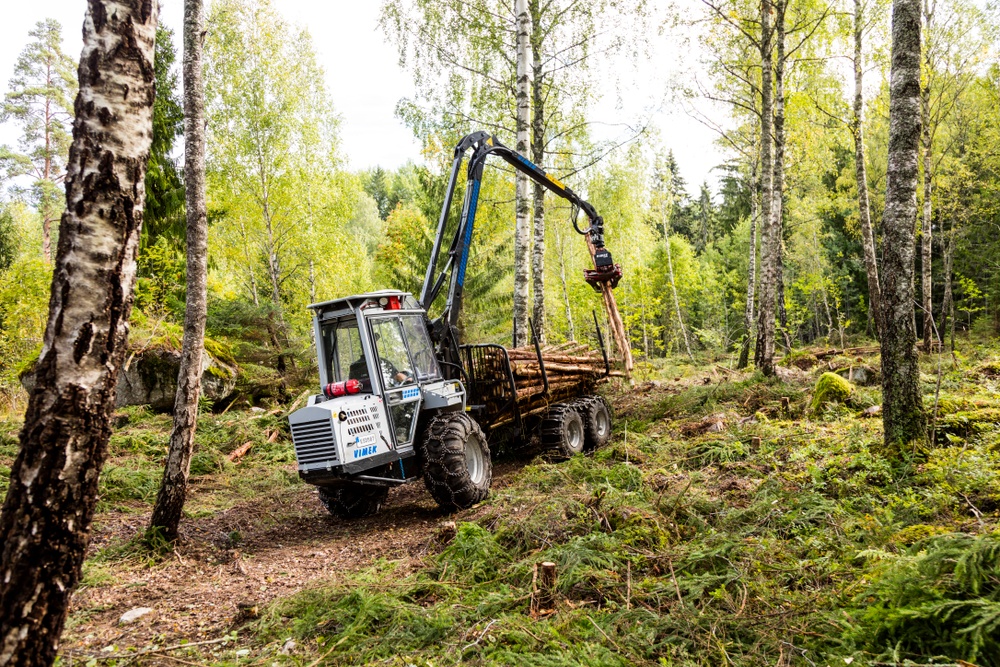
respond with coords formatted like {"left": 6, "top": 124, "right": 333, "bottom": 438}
{"left": 369, "top": 316, "right": 421, "bottom": 452}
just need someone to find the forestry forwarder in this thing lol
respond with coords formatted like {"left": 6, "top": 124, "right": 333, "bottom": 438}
{"left": 287, "top": 131, "right": 624, "bottom": 519}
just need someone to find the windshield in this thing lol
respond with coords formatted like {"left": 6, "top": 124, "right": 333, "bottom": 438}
{"left": 369, "top": 317, "right": 416, "bottom": 388}
{"left": 321, "top": 318, "right": 373, "bottom": 391}
{"left": 400, "top": 315, "right": 440, "bottom": 381}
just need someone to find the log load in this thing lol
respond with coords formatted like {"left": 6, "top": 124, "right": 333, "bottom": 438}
{"left": 506, "top": 342, "right": 621, "bottom": 414}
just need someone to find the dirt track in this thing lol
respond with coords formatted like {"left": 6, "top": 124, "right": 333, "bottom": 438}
{"left": 62, "top": 462, "right": 524, "bottom": 656}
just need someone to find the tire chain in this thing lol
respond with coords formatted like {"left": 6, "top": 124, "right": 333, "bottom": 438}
{"left": 419, "top": 413, "right": 492, "bottom": 511}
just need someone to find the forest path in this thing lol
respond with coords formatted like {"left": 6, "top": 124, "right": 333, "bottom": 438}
{"left": 62, "top": 461, "right": 525, "bottom": 654}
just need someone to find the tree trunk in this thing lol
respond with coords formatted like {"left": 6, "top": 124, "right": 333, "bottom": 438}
{"left": 557, "top": 228, "right": 575, "bottom": 341}
{"left": 530, "top": 0, "right": 546, "bottom": 343}
{"left": 772, "top": 2, "right": 791, "bottom": 353}
{"left": 0, "top": 3, "right": 157, "bottom": 664}
{"left": 513, "top": 0, "right": 531, "bottom": 347}
{"left": 737, "top": 160, "right": 759, "bottom": 369}
{"left": 854, "top": 0, "right": 883, "bottom": 338}
{"left": 940, "top": 218, "right": 954, "bottom": 351}
{"left": 880, "top": 0, "right": 926, "bottom": 451}
{"left": 754, "top": 0, "right": 776, "bottom": 375}
{"left": 663, "top": 213, "right": 694, "bottom": 360}
{"left": 149, "top": 0, "right": 208, "bottom": 543}
{"left": 920, "top": 63, "right": 934, "bottom": 350}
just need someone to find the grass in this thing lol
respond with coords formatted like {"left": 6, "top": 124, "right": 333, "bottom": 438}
{"left": 236, "top": 338, "right": 1000, "bottom": 666}
{"left": 4, "top": 337, "right": 1000, "bottom": 665}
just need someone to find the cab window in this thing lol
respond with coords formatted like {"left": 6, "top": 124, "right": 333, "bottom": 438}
{"left": 400, "top": 315, "right": 440, "bottom": 381}
{"left": 370, "top": 317, "right": 416, "bottom": 388}
{"left": 321, "top": 319, "right": 372, "bottom": 390}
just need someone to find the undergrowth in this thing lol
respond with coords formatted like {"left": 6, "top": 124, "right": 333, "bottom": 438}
{"left": 242, "top": 342, "right": 1000, "bottom": 666}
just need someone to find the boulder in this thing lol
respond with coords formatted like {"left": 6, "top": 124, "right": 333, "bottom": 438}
{"left": 836, "top": 364, "right": 879, "bottom": 386}
{"left": 21, "top": 347, "right": 237, "bottom": 411}
{"left": 116, "top": 348, "right": 237, "bottom": 410}
{"left": 810, "top": 372, "right": 854, "bottom": 412}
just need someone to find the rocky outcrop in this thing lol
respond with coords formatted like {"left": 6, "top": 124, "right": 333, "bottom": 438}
{"left": 22, "top": 347, "right": 237, "bottom": 412}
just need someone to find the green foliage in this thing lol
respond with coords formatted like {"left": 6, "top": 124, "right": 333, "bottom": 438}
{"left": 850, "top": 533, "right": 1000, "bottom": 665}
{"left": 143, "top": 26, "right": 185, "bottom": 242}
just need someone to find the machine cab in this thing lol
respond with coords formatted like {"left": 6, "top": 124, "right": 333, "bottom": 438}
{"left": 288, "top": 291, "right": 467, "bottom": 483}
{"left": 319, "top": 292, "right": 443, "bottom": 451}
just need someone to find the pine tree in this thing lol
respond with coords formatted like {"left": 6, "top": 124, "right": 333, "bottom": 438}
{"left": 0, "top": 19, "right": 77, "bottom": 263}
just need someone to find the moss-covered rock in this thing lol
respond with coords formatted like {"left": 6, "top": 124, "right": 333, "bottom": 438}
{"left": 810, "top": 372, "right": 854, "bottom": 412}
{"left": 21, "top": 347, "right": 238, "bottom": 412}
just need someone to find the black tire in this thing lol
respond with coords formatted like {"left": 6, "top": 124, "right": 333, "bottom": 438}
{"left": 572, "top": 396, "right": 613, "bottom": 450}
{"left": 420, "top": 412, "right": 492, "bottom": 511}
{"left": 317, "top": 484, "right": 389, "bottom": 519}
{"left": 542, "top": 404, "right": 587, "bottom": 458}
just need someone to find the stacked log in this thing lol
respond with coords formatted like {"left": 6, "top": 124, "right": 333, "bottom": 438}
{"left": 506, "top": 341, "right": 618, "bottom": 409}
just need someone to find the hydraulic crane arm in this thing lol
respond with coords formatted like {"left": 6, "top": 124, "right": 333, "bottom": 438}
{"left": 419, "top": 131, "right": 622, "bottom": 337}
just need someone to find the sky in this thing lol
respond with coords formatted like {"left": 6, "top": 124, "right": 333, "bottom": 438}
{"left": 0, "top": 1, "right": 724, "bottom": 193}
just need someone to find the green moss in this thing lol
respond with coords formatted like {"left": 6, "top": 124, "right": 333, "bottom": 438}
{"left": 891, "top": 523, "right": 949, "bottom": 545}
{"left": 205, "top": 363, "right": 234, "bottom": 381}
{"left": 937, "top": 408, "right": 1000, "bottom": 436}
{"left": 204, "top": 337, "right": 237, "bottom": 367}
{"left": 810, "top": 372, "right": 853, "bottom": 412}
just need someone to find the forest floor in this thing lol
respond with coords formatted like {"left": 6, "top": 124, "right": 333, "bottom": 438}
{"left": 3, "top": 339, "right": 1000, "bottom": 666}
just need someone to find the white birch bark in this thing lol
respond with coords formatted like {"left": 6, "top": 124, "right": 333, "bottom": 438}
{"left": 513, "top": 0, "right": 531, "bottom": 346}
{"left": 854, "top": 0, "right": 883, "bottom": 338}
{"left": 149, "top": 0, "right": 208, "bottom": 542}
{"left": 754, "top": 0, "right": 776, "bottom": 374}
{"left": 0, "top": 2, "right": 158, "bottom": 662}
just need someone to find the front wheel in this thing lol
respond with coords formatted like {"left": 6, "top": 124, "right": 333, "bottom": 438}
{"left": 317, "top": 484, "right": 389, "bottom": 519}
{"left": 420, "top": 412, "right": 492, "bottom": 511}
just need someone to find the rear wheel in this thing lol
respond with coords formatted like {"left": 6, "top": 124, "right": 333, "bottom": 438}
{"left": 542, "top": 404, "right": 586, "bottom": 458}
{"left": 420, "top": 412, "right": 493, "bottom": 511}
{"left": 317, "top": 484, "right": 389, "bottom": 519}
{"left": 573, "top": 396, "right": 613, "bottom": 450}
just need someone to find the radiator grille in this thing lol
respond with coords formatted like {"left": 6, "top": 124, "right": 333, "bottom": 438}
{"left": 291, "top": 417, "right": 338, "bottom": 467}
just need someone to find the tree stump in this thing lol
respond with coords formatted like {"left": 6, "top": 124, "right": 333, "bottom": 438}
{"left": 530, "top": 561, "right": 557, "bottom": 617}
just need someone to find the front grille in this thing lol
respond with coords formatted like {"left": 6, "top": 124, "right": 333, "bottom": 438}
{"left": 291, "top": 418, "right": 338, "bottom": 467}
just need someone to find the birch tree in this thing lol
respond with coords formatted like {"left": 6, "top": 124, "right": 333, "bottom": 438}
{"left": 879, "top": 0, "right": 926, "bottom": 450}
{"left": 205, "top": 0, "right": 343, "bottom": 368}
{"left": 514, "top": 0, "right": 531, "bottom": 345}
{"left": 0, "top": 1, "right": 158, "bottom": 663}
{"left": 382, "top": 0, "right": 649, "bottom": 342}
{"left": 148, "top": 0, "right": 209, "bottom": 543}
{"left": 852, "top": 0, "right": 886, "bottom": 337}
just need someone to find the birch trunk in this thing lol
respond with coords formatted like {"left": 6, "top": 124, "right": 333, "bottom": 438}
{"left": 940, "top": 219, "right": 954, "bottom": 351}
{"left": 149, "top": 0, "right": 208, "bottom": 542}
{"left": 754, "top": 0, "right": 776, "bottom": 374}
{"left": 854, "top": 0, "right": 883, "bottom": 338}
{"left": 920, "top": 59, "right": 935, "bottom": 350}
{"left": 880, "top": 0, "right": 926, "bottom": 450}
{"left": 513, "top": 0, "right": 531, "bottom": 347}
{"left": 772, "top": 0, "right": 791, "bottom": 353}
{"left": 0, "top": 2, "right": 157, "bottom": 663}
{"left": 737, "top": 160, "right": 759, "bottom": 369}
{"left": 663, "top": 212, "right": 693, "bottom": 360}
{"left": 557, "top": 229, "right": 575, "bottom": 341}
{"left": 530, "top": 0, "right": 546, "bottom": 343}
